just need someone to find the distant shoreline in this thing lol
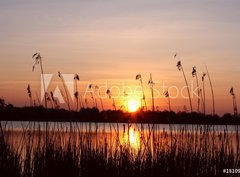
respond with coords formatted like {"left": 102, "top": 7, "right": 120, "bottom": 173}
{"left": 0, "top": 106, "right": 239, "bottom": 125}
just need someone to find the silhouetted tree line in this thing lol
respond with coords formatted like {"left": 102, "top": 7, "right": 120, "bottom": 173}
{"left": 0, "top": 99, "right": 239, "bottom": 125}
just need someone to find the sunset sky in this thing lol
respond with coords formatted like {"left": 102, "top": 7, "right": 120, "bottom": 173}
{"left": 1, "top": 0, "right": 240, "bottom": 115}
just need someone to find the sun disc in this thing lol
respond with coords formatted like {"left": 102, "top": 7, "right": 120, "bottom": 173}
{"left": 128, "top": 99, "right": 139, "bottom": 112}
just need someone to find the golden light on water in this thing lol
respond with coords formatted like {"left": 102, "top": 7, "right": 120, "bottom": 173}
{"left": 122, "top": 126, "right": 140, "bottom": 150}
{"left": 128, "top": 99, "right": 140, "bottom": 112}
{"left": 129, "top": 128, "right": 140, "bottom": 148}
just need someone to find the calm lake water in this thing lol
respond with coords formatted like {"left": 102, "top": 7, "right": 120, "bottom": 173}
{"left": 2, "top": 121, "right": 240, "bottom": 158}
{"left": 2, "top": 121, "right": 240, "bottom": 132}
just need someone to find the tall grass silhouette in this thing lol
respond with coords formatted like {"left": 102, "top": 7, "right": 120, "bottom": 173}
{"left": 1, "top": 122, "right": 240, "bottom": 177}
{"left": 230, "top": 87, "right": 238, "bottom": 117}
{"left": 205, "top": 65, "right": 215, "bottom": 115}
{"left": 88, "top": 84, "right": 98, "bottom": 109}
{"left": 106, "top": 89, "right": 116, "bottom": 110}
{"left": 202, "top": 73, "right": 206, "bottom": 115}
{"left": 32, "top": 53, "right": 49, "bottom": 148}
{"left": 27, "top": 84, "right": 33, "bottom": 107}
{"left": 32, "top": 53, "right": 47, "bottom": 108}
{"left": 50, "top": 91, "right": 59, "bottom": 109}
{"left": 74, "top": 74, "right": 80, "bottom": 111}
{"left": 163, "top": 89, "right": 171, "bottom": 111}
{"left": 148, "top": 73, "right": 155, "bottom": 112}
{"left": 192, "top": 66, "right": 200, "bottom": 113}
{"left": 45, "top": 92, "right": 53, "bottom": 108}
{"left": 136, "top": 74, "right": 147, "bottom": 111}
{"left": 175, "top": 54, "right": 192, "bottom": 112}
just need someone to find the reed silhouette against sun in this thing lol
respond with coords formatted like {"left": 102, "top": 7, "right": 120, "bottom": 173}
{"left": 148, "top": 73, "right": 155, "bottom": 112}
{"left": 205, "top": 65, "right": 215, "bottom": 115}
{"left": 230, "top": 87, "right": 238, "bottom": 117}
{"left": 27, "top": 84, "right": 32, "bottom": 107}
{"left": 106, "top": 89, "right": 116, "bottom": 110}
{"left": 136, "top": 74, "right": 147, "bottom": 111}
{"left": 32, "top": 53, "right": 47, "bottom": 108}
{"left": 45, "top": 92, "right": 53, "bottom": 108}
{"left": 175, "top": 54, "right": 193, "bottom": 112}
{"left": 202, "top": 73, "right": 206, "bottom": 115}
{"left": 89, "top": 84, "right": 98, "bottom": 109}
{"left": 192, "top": 66, "right": 200, "bottom": 113}
{"left": 74, "top": 74, "right": 80, "bottom": 111}
{"left": 164, "top": 89, "right": 171, "bottom": 111}
{"left": 32, "top": 53, "right": 50, "bottom": 147}
{"left": 50, "top": 91, "right": 59, "bottom": 109}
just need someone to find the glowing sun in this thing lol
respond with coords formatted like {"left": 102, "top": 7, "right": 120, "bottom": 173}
{"left": 128, "top": 99, "right": 140, "bottom": 112}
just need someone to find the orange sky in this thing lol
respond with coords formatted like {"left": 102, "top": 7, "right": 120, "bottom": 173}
{"left": 0, "top": 0, "right": 240, "bottom": 115}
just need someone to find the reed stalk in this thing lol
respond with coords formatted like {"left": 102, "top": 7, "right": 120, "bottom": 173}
{"left": 136, "top": 74, "right": 147, "bottom": 111}
{"left": 176, "top": 60, "right": 193, "bottom": 112}
{"left": 148, "top": 73, "right": 155, "bottom": 112}
{"left": 32, "top": 53, "right": 47, "bottom": 108}
{"left": 192, "top": 66, "right": 200, "bottom": 113}
{"left": 205, "top": 65, "right": 215, "bottom": 115}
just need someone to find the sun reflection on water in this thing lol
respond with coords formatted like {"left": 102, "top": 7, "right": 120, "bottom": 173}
{"left": 122, "top": 126, "right": 140, "bottom": 150}
{"left": 129, "top": 127, "right": 140, "bottom": 148}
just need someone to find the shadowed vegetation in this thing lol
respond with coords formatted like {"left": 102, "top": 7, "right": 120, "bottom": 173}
{"left": 0, "top": 121, "right": 240, "bottom": 177}
{"left": 0, "top": 105, "right": 240, "bottom": 125}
